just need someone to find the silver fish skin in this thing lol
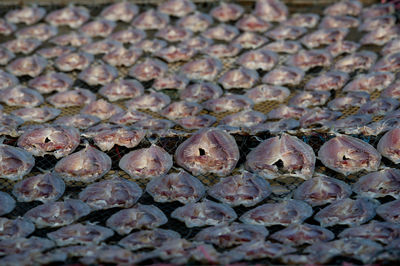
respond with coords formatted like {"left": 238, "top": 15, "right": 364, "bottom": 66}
{"left": 170, "top": 199, "right": 237, "bottom": 227}
{"left": 24, "top": 199, "right": 91, "bottom": 228}
{"left": 47, "top": 223, "right": 114, "bottom": 246}
{"left": 119, "top": 144, "right": 173, "bottom": 179}
{"left": 12, "top": 172, "right": 65, "bottom": 203}
{"left": 293, "top": 173, "right": 352, "bottom": 206}
{"left": 146, "top": 169, "right": 205, "bottom": 204}
{"left": 314, "top": 197, "right": 378, "bottom": 227}
{"left": 239, "top": 199, "right": 313, "bottom": 226}
{"left": 0, "top": 144, "right": 34, "bottom": 181}
{"left": 106, "top": 204, "right": 168, "bottom": 235}
{"left": 245, "top": 133, "right": 315, "bottom": 179}
{"left": 208, "top": 171, "right": 271, "bottom": 207}
{"left": 318, "top": 134, "right": 381, "bottom": 175}
{"left": 55, "top": 144, "right": 111, "bottom": 183}
{"left": 79, "top": 177, "right": 142, "bottom": 210}
{"left": 175, "top": 128, "right": 240, "bottom": 176}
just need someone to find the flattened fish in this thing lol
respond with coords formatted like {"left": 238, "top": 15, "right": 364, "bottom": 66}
{"left": 301, "top": 28, "right": 348, "bottom": 48}
{"left": 158, "top": 0, "right": 195, "bottom": 17}
{"left": 208, "top": 171, "right": 271, "bottom": 207}
{"left": 81, "top": 99, "right": 122, "bottom": 120}
{"left": 170, "top": 199, "right": 237, "bottom": 227}
{"left": 156, "top": 26, "right": 192, "bottom": 43}
{"left": 133, "top": 118, "right": 174, "bottom": 132}
{"left": 80, "top": 19, "right": 116, "bottom": 38}
{"left": 334, "top": 50, "right": 377, "bottom": 73}
{"left": 79, "top": 177, "right": 142, "bottom": 210}
{"left": 266, "top": 105, "right": 307, "bottom": 119}
{"left": 373, "top": 52, "right": 400, "bottom": 72}
{"left": 319, "top": 15, "right": 359, "bottom": 29}
{"left": 54, "top": 144, "right": 111, "bottom": 183}
{"left": 218, "top": 67, "right": 259, "bottom": 90}
{"left": 262, "top": 66, "right": 304, "bottom": 86}
{"left": 211, "top": 2, "right": 243, "bottom": 22}
{"left": 103, "top": 46, "right": 142, "bottom": 67}
{"left": 146, "top": 169, "right": 205, "bottom": 203}
{"left": 12, "top": 107, "right": 61, "bottom": 123}
{"left": 3, "top": 38, "right": 41, "bottom": 55}
{"left": 12, "top": 172, "right": 65, "bottom": 203}
{"left": 106, "top": 204, "right": 168, "bottom": 234}
{"left": 126, "top": 91, "right": 170, "bottom": 112}
{"left": 236, "top": 14, "right": 271, "bottom": 32}
{"left": 0, "top": 237, "right": 54, "bottom": 256}
{"left": 327, "top": 40, "right": 360, "bottom": 57}
{"left": 353, "top": 168, "right": 400, "bottom": 199}
{"left": 0, "top": 144, "right": 34, "bottom": 181}
{"left": 54, "top": 114, "right": 100, "bottom": 130}
{"left": 6, "top": 6, "right": 46, "bottom": 25}
{"left": 203, "top": 94, "right": 254, "bottom": 113}
{"left": 240, "top": 199, "right": 313, "bottom": 226}
{"left": 289, "top": 91, "right": 330, "bottom": 108}
{"left": 376, "top": 199, "right": 400, "bottom": 223}
{"left": 160, "top": 101, "right": 203, "bottom": 120}
{"left": 47, "top": 88, "right": 96, "bottom": 108}
{"left": 339, "top": 221, "right": 400, "bottom": 244}
{"left": 131, "top": 9, "right": 169, "bottom": 30}
{"left": 176, "top": 115, "right": 217, "bottom": 130}
{"left": 17, "top": 125, "right": 80, "bottom": 158}
{"left": 50, "top": 32, "right": 91, "bottom": 47}
{"left": 305, "top": 71, "right": 349, "bottom": 91}
{"left": 100, "top": 2, "right": 138, "bottom": 22}
{"left": 266, "top": 25, "right": 306, "bottom": 41}
{"left": 343, "top": 72, "right": 394, "bottom": 93}
{"left": 45, "top": 5, "right": 89, "bottom": 28}
{"left": 47, "top": 223, "right": 114, "bottom": 246}
{"left": 0, "top": 217, "right": 34, "bottom": 240}
{"left": 0, "top": 86, "right": 43, "bottom": 107}
{"left": 78, "top": 63, "right": 118, "bottom": 86}
{"left": 55, "top": 51, "right": 93, "bottom": 72}
{"left": 0, "top": 192, "right": 15, "bottom": 216}
{"left": 263, "top": 40, "right": 301, "bottom": 54}
{"left": 109, "top": 110, "right": 151, "bottom": 125}
{"left": 233, "top": 32, "right": 268, "bottom": 49}
{"left": 284, "top": 13, "right": 319, "bottom": 28}
{"left": 202, "top": 24, "right": 239, "bottom": 42}
{"left": 175, "top": 128, "right": 239, "bottom": 176}
{"left": 377, "top": 128, "right": 400, "bottom": 163}
{"left": 16, "top": 23, "right": 57, "bottom": 41}
{"left": 245, "top": 84, "right": 290, "bottom": 104}
{"left": 153, "top": 74, "right": 189, "bottom": 91}
{"left": 254, "top": 0, "right": 288, "bottom": 22}
{"left": 324, "top": 0, "right": 362, "bottom": 16}
{"left": 318, "top": 135, "right": 381, "bottom": 175}
{"left": 327, "top": 91, "right": 369, "bottom": 110}
{"left": 314, "top": 198, "right": 378, "bottom": 227}
{"left": 251, "top": 119, "right": 300, "bottom": 134}
{"left": 110, "top": 28, "right": 145, "bottom": 44}
{"left": 177, "top": 12, "right": 213, "bottom": 32}
{"left": 195, "top": 223, "right": 269, "bottom": 248}
{"left": 119, "top": 144, "right": 173, "bottom": 179}
{"left": 293, "top": 173, "right": 352, "bottom": 206}
{"left": 28, "top": 72, "right": 73, "bottom": 94}
{"left": 24, "top": 199, "right": 91, "bottom": 228}
{"left": 180, "top": 57, "right": 222, "bottom": 81}
{"left": 270, "top": 223, "right": 334, "bottom": 245}
{"left": 237, "top": 49, "right": 278, "bottom": 71}
{"left": 7, "top": 55, "right": 46, "bottom": 77}
{"left": 156, "top": 45, "right": 196, "bottom": 63}
{"left": 246, "top": 133, "right": 315, "bottom": 179}
{"left": 83, "top": 123, "right": 145, "bottom": 151}
{"left": 119, "top": 229, "right": 180, "bottom": 251}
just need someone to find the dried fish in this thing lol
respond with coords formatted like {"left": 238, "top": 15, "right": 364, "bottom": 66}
{"left": 80, "top": 19, "right": 116, "bottom": 38}
{"left": 327, "top": 91, "right": 369, "bottom": 110}
{"left": 16, "top": 23, "right": 57, "bottom": 41}
{"left": 0, "top": 144, "right": 34, "bottom": 181}
{"left": 99, "top": 79, "right": 144, "bottom": 102}
{"left": 208, "top": 171, "right": 270, "bottom": 207}
{"left": 270, "top": 223, "right": 334, "bottom": 245}
{"left": 100, "top": 2, "right": 138, "bottom": 22}
{"left": 353, "top": 168, "right": 400, "bottom": 199}
{"left": 132, "top": 9, "right": 169, "bottom": 30}
{"left": 119, "top": 229, "right": 180, "bottom": 251}
{"left": 284, "top": 13, "right": 319, "bottom": 28}
{"left": 78, "top": 63, "right": 118, "bottom": 86}
{"left": 376, "top": 199, "right": 400, "bottom": 223}
{"left": 177, "top": 115, "right": 216, "bottom": 130}
{"left": 129, "top": 58, "right": 167, "bottom": 82}
{"left": 319, "top": 15, "right": 359, "bottom": 29}
{"left": 246, "top": 133, "right": 315, "bottom": 179}
{"left": 211, "top": 2, "right": 244, "bottom": 22}
{"left": 289, "top": 91, "right": 330, "bottom": 108}
{"left": 301, "top": 28, "right": 348, "bottom": 49}
{"left": 158, "top": 0, "right": 195, "bottom": 17}
{"left": 251, "top": 119, "right": 300, "bottom": 134}
{"left": 195, "top": 223, "right": 269, "bottom": 248}
{"left": 344, "top": 72, "right": 394, "bottom": 93}
{"left": 0, "top": 217, "right": 35, "bottom": 240}
{"left": 12, "top": 172, "right": 65, "bottom": 203}
{"left": 119, "top": 144, "right": 173, "bottom": 179}
{"left": 81, "top": 99, "right": 122, "bottom": 120}
{"left": 156, "top": 25, "right": 192, "bottom": 42}
{"left": 175, "top": 128, "right": 239, "bottom": 176}
{"left": 236, "top": 14, "right": 271, "bottom": 32}
{"left": 153, "top": 74, "right": 189, "bottom": 91}
{"left": 233, "top": 32, "right": 268, "bottom": 49}
{"left": 236, "top": 49, "right": 278, "bottom": 71}
{"left": 81, "top": 39, "right": 122, "bottom": 55}
{"left": 54, "top": 144, "right": 111, "bottom": 183}
{"left": 218, "top": 67, "right": 259, "bottom": 90}
{"left": 360, "top": 15, "right": 396, "bottom": 32}
{"left": 47, "top": 88, "right": 96, "bottom": 108}
{"left": 50, "top": 32, "right": 92, "bottom": 47}
{"left": 203, "top": 43, "right": 241, "bottom": 58}
{"left": 293, "top": 173, "right": 352, "bottom": 206}
{"left": 83, "top": 124, "right": 145, "bottom": 151}
{"left": 133, "top": 118, "right": 175, "bottom": 132}
{"left": 109, "top": 110, "right": 151, "bottom": 125}
{"left": 0, "top": 46, "right": 15, "bottom": 65}
{"left": 305, "top": 71, "right": 349, "bottom": 91}
{"left": 6, "top": 6, "right": 46, "bottom": 25}
{"left": 339, "top": 221, "right": 400, "bottom": 244}
{"left": 103, "top": 46, "right": 142, "bottom": 67}
{"left": 0, "top": 192, "right": 15, "bottom": 216}
{"left": 267, "top": 25, "right": 306, "bottom": 41}
{"left": 55, "top": 51, "right": 93, "bottom": 72}
{"left": 177, "top": 12, "right": 213, "bottom": 32}
{"left": 45, "top": 5, "right": 89, "bottom": 28}
{"left": 373, "top": 52, "right": 400, "bottom": 72}
{"left": 171, "top": 199, "right": 237, "bottom": 227}
{"left": 47, "top": 223, "right": 114, "bottom": 246}
{"left": 126, "top": 91, "right": 170, "bottom": 112}
{"left": 203, "top": 94, "right": 254, "bottom": 113}
{"left": 219, "top": 110, "right": 266, "bottom": 128}
{"left": 7, "top": 55, "right": 47, "bottom": 77}
{"left": 318, "top": 135, "right": 381, "bottom": 175}
{"left": 3, "top": 38, "right": 42, "bottom": 55}
{"left": 155, "top": 45, "right": 196, "bottom": 63}
{"left": 287, "top": 49, "right": 332, "bottom": 71}
{"left": 110, "top": 28, "right": 146, "bottom": 44}
{"left": 12, "top": 107, "right": 61, "bottom": 123}
{"left": 263, "top": 40, "right": 301, "bottom": 54}
{"left": 0, "top": 19, "right": 15, "bottom": 36}
{"left": 0, "top": 237, "right": 54, "bottom": 256}
{"left": 240, "top": 199, "right": 313, "bottom": 226}
{"left": 106, "top": 204, "right": 168, "bottom": 234}
{"left": 262, "top": 66, "right": 304, "bottom": 86}
{"left": 180, "top": 57, "right": 222, "bottom": 81}
{"left": 358, "top": 98, "right": 399, "bottom": 116}
{"left": 327, "top": 40, "right": 360, "bottom": 57}
{"left": 254, "top": 0, "right": 288, "bottom": 22}
{"left": 146, "top": 169, "right": 205, "bottom": 203}
{"left": 314, "top": 197, "right": 378, "bottom": 227}
{"left": 180, "top": 82, "right": 222, "bottom": 102}
{"left": 160, "top": 101, "right": 202, "bottom": 120}
{"left": 324, "top": 0, "right": 362, "bottom": 16}
{"left": 202, "top": 24, "right": 239, "bottom": 42}
{"left": 24, "top": 199, "right": 91, "bottom": 228}
{"left": 334, "top": 50, "right": 377, "bottom": 73}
